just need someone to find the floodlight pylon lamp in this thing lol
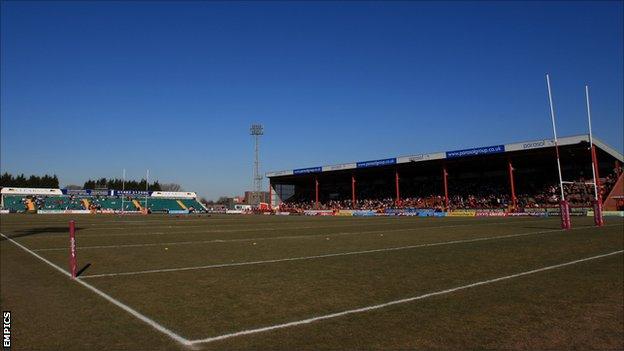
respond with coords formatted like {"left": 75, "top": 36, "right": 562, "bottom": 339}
{"left": 250, "top": 124, "right": 264, "bottom": 136}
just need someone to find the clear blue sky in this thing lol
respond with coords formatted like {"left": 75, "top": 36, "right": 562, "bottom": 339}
{"left": 1, "top": 1, "right": 622, "bottom": 200}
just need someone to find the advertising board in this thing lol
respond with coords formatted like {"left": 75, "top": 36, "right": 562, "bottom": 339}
{"left": 356, "top": 158, "right": 396, "bottom": 168}
{"left": 446, "top": 145, "right": 505, "bottom": 159}
{"left": 336, "top": 210, "right": 354, "bottom": 216}
{"left": 113, "top": 190, "right": 150, "bottom": 196}
{"left": 63, "top": 189, "right": 111, "bottom": 196}
{"left": 588, "top": 210, "right": 624, "bottom": 217}
{"left": 303, "top": 210, "right": 334, "bottom": 216}
{"left": 322, "top": 163, "right": 357, "bottom": 172}
{"left": 38, "top": 210, "right": 91, "bottom": 214}
{"left": 396, "top": 152, "right": 446, "bottom": 164}
{"left": 293, "top": 167, "right": 322, "bottom": 175}
{"left": 447, "top": 210, "right": 476, "bottom": 217}
{"left": 475, "top": 210, "right": 507, "bottom": 217}
{"left": 352, "top": 210, "right": 376, "bottom": 216}
{"left": 266, "top": 170, "right": 294, "bottom": 177}
{"left": 1, "top": 187, "right": 63, "bottom": 195}
{"left": 151, "top": 191, "right": 196, "bottom": 198}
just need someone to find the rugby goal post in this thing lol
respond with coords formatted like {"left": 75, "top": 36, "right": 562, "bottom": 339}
{"left": 546, "top": 74, "right": 571, "bottom": 229}
{"left": 546, "top": 76, "right": 603, "bottom": 229}
{"left": 585, "top": 85, "right": 604, "bottom": 226}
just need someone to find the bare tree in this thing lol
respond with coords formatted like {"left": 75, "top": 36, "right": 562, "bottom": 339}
{"left": 160, "top": 183, "right": 183, "bottom": 192}
{"left": 65, "top": 184, "right": 83, "bottom": 190}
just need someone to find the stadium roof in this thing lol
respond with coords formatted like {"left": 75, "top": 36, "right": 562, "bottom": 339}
{"left": 266, "top": 134, "right": 623, "bottom": 178}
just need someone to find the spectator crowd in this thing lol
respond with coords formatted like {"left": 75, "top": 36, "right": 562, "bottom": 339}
{"left": 279, "top": 167, "right": 622, "bottom": 213}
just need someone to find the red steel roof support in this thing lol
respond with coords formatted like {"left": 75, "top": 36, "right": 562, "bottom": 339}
{"left": 315, "top": 176, "right": 319, "bottom": 209}
{"left": 351, "top": 175, "right": 356, "bottom": 209}
{"left": 395, "top": 169, "right": 400, "bottom": 205}
{"left": 508, "top": 158, "right": 517, "bottom": 211}
{"left": 443, "top": 165, "right": 449, "bottom": 211}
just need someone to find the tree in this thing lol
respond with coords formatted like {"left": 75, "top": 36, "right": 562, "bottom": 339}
{"left": 0, "top": 173, "right": 60, "bottom": 188}
{"left": 0, "top": 172, "right": 13, "bottom": 186}
{"left": 15, "top": 174, "right": 27, "bottom": 187}
{"left": 28, "top": 175, "right": 40, "bottom": 188}
{"left": 150, "top": 181, "right": 162, "bottom": 191}
{"left": 82, "top": 177, "right": 163, "bottom": 190}
{"left": 84, "top": 179, "right": 95, "bottom": 189}
{"left": 41, "top": 175, "right": 52, "bottom": 187}
{"left": 51, "top": 174, "right": 59, "bottom": 188}
{"left": 161, "top": 183, "right": 183, "bottom": 192}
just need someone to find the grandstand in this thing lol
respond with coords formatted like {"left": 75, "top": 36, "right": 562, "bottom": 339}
{"left": 267, "top": 134, "right": 624, "bottom": 214}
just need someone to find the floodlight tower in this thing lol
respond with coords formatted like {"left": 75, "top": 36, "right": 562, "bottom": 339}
{"left": 250, "top": 124, "right": 264, "bottom": 205}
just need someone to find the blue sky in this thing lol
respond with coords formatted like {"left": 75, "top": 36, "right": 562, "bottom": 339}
{"left": 1, "top": 1, "right": 622, "bottom": 199}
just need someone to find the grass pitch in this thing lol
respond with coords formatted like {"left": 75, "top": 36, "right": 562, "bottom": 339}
{"left": 1, "top": 214, "right": 623, "bottom": 350}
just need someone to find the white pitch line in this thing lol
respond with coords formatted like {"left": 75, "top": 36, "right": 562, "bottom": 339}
{"left": 31, "top": 218, "right": 553, "bottom": 251}
{"left": 7, "top": 219, "right": 428, "bottom": 235}
{"left": 4, "top": 217, "right": 552, "bottom": 236}
{"left": 5, "top": 219, "right": 416, "bottom": 236}
{"left": 79, "top": 223, "right": 620, "bottom": 279}
{"left": 29, "top": 221, "right": 406, "bottom": 236}
{"left": 1, "top": 216, "right": 417, "bottom": 230}
{"left": 189, "top": 249, "right": 624, "bottom": 345}
{"left": 0, "top": 233, "right": 194, "bottom": 348}
{"left": 0, "top": 215, "right": 375, "bottom": 226}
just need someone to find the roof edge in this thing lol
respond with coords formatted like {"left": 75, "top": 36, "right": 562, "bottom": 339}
{"left": 267, "top": 134, "right": 622, "bottom": 178}
{"left": 593, "top": 137, "right": 624, "bottom": 162}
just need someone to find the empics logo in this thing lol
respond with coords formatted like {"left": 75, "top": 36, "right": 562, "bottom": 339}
{"left": 2, "top": 311, "right": 10, "bottom": 349}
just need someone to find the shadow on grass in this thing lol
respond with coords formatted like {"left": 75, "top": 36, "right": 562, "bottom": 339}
{"left": 0, "top": 226, "right": 84, "bottom": 241}
{"left": 76, "top": 263, "right": 92, "bottom": 277}
{"left": 521, "top": 226, "right": 563, "bottom": 230}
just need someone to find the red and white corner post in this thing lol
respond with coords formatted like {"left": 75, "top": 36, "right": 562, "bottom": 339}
{"left": 69, "top": 220, "right": 77, "bottom": 278}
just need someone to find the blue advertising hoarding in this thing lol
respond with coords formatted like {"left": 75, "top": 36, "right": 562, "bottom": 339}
{"left": 293, "top": 167, "right": 322, "bottom": 175}
{"left": 356, "top": 158, "right": 396, "bottom": 168}
{"left": 62, "top": 189, "right": 112, "bottom": 196}
{"left": 113, "top": 190, "right": 151, "bottom": 196}
{"left": 446, "top": 145, "right": 505, "bottom": 159}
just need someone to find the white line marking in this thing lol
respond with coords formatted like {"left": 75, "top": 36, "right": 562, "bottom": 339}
{"left": 29, "top": 222, "right": 406, "bottom": 238}
{"left": 80, "top": 223, "right": 621, "bottom": 278}
{"left": 31, "top": 218, "right": 552, "bottom": 251}
{"left": 5, "top": 217, "right": 553, "bottom": 237}
{"left": 189, "top": 249, "right": 624, "bottom": 345}
{"left": 0, "top": 233, "right": 194, "bottom": 348}
{"left": 0, "top": 215, "right": 371, "bottom": 226}
{"left": 1, "top": 216, "right": 426, "bottom": 230}
{"left": 0, "top": 215, "right": 479, "bottom": 227}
